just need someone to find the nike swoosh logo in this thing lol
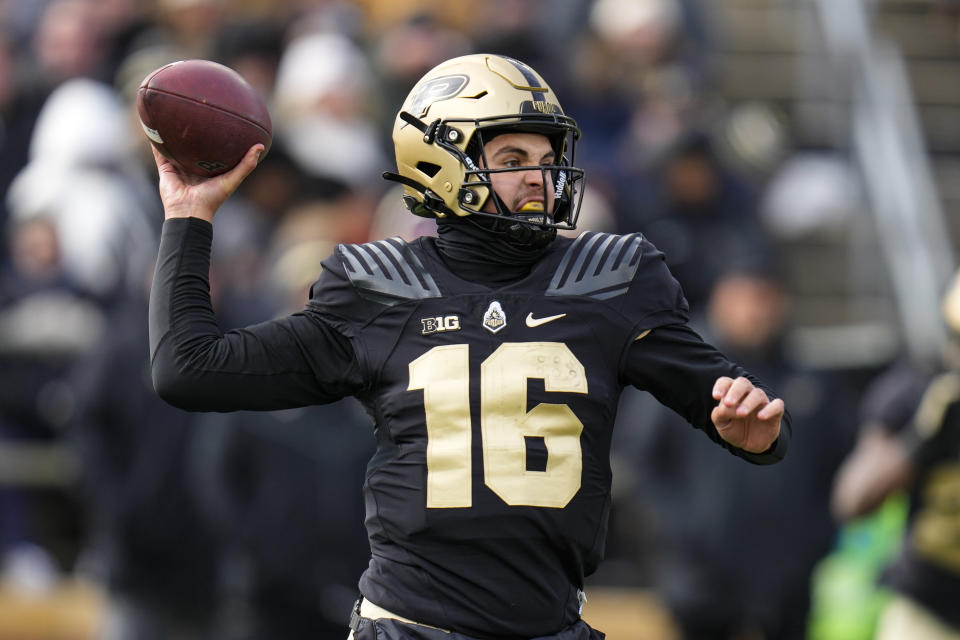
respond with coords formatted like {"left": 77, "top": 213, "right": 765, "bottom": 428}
{"left": 525, "top": 312, "right": 566, "bottom": 328}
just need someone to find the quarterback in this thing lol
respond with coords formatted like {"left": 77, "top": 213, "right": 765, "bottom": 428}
{"left": 148, "top": 54, "right": 790, "bottom": 640}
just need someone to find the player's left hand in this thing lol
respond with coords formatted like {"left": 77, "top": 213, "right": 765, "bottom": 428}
{"left": 711, "top": 376, "right": 784, "bottom": 454}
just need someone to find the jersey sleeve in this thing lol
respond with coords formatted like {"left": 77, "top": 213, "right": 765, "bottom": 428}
{"left": 620, "top": 323, "right": 791, "bottom": 465}
{"left": 304, "top": 236, "right": 444, "bottom": 368}
{"left": 620, "top": 235, "right": 690, "bottom": 336}
{"left": 304, "top": 252, "right": 369, "bottom": 339}
{"left": 303, "top": 238, "right": 430, "bottom": 334}
{"left": 149, "top": 217, "right": 364, "bottom": 412}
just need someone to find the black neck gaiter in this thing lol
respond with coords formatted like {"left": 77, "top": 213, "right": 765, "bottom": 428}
{"left": 435, "top": 218, "right": 553, "bottom": 285}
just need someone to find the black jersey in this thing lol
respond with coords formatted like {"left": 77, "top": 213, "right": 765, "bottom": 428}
{"left": 150, "top": 218, "right": 789, "bottom": 639}
{"left": 881, "top": 372, "right": 960, "bottom": 629}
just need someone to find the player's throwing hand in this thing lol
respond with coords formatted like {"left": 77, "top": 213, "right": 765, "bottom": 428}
{"left": 152, "top": 144, "right": 263, "bottom": 223}
{"left": 711, "top": 376, "right": 784, "bottom": 453}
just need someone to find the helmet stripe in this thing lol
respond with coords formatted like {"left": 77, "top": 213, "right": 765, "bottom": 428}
{"left": 498, "top": 55, "right": 545, "bottom": 102}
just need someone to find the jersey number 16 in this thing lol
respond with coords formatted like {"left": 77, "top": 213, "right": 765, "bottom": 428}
{"left": 409, "top": 342, "right": 588, "bottom": 509}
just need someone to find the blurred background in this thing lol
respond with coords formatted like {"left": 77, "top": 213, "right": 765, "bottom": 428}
{"left": 0, "top": 0, "right": 958, "bottom": 639}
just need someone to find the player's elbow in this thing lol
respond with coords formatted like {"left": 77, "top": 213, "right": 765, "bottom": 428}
{"left": 152, "top": 366, "right": 188, "bottom": 409}
{"left": 151, "top": 358, "right": 206, "bottom": 411}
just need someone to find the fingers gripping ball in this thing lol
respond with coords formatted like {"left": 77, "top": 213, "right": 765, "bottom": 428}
{"left": 137, "top": 59, "right": 272, "bottom": 177}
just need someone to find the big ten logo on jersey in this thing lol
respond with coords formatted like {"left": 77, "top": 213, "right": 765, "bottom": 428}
{"left": 421, "top": 315, "right": 461, "bottom": 335}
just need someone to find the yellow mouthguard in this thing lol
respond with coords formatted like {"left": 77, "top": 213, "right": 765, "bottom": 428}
{"left": 520, "top": 201, "right": 544, "bottom": 211}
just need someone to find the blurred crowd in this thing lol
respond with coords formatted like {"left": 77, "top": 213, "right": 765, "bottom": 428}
{"left": 0, "top": 0, "right": 957, "bottom": 639}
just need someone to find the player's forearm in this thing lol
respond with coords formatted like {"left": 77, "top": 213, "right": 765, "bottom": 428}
{"left": 623, "top": 324, "right": 790, "bottom": 464}
{"left": 149, "top": 217, "right": 228, "bottom": 408}
{"left": 149, "top": 216, "right": 218, "bottom": 352}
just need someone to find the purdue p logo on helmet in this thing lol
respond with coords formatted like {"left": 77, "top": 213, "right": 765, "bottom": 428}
{"left": 406, "top": 74, "right": 469, "bottom": 118}
{"left": 384, "top": 54, "right": 585, "bottom": 238}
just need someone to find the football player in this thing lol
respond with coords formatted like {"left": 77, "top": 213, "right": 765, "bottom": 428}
{"left": 832, "top": 270, "right": 960, "bottom": 640}
{"left": 148, "top": 54, "right": 789, "bottom": 640}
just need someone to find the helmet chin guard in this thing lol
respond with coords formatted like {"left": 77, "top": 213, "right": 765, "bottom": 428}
{"left": 385, "top": 54, "right": 585, "bottom": 244}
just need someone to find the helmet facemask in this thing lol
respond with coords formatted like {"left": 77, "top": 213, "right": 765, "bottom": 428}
{"left": 462, "top": 118, "right": 582, "bottom": 222}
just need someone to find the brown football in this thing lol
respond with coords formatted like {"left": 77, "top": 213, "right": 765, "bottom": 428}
{"left": 137, "top": 59, "right": 272, "bottom": 177}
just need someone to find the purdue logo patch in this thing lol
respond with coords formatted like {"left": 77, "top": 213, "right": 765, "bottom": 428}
{"left": 483, "top": 301, "right": 507, "bottom": 334}
{"left": 421, "top": 315, "right": 461, "bottom": 335}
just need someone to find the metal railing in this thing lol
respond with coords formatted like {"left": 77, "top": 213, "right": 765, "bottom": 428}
{"left": 813, "top": 0, "right": 955, "bottom": 366}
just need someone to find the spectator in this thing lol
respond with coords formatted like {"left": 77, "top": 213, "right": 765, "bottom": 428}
{"left": 273, "top": 30, "right": 387, "bottom": 195}
{"left": 614, "top": 131, "right": 773, "bottom": 310}
{"left": 0, "top": 28, "right": 45, "bottom": 252}
{"left": 831, "top": 268, "right": 960, "bottom": 640}
{"left": 372, "top": 11, "right": 473, "bottom": 139}
{"left": 6, "top": 77, "right": 157, "bottom": 304}
{"left": 27, "top": 0, "right": 111, "bottom": 85}
{"left": 0, "top": 212, "right": 103, "bottom": 594}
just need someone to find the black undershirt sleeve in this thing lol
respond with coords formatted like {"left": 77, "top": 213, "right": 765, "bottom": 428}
{"left": 149, "top": 217, "right": 364, "bottom": 412}
{"left": 621, "top": 323, "right": 790, "bottom": 465}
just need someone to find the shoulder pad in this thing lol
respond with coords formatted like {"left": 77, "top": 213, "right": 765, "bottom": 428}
{"left": 546, "top": 232, "right": 644, "bottom": 299}
{"left": 915, "top": 372, "right": 960, "bottom": 438}
{"left": 337, "top": 237, "right": 441, "bottom": 305}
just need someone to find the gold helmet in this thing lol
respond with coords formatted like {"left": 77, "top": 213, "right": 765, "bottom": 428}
{"left": 383, "top": 54, "right": 584, "bottom": 244}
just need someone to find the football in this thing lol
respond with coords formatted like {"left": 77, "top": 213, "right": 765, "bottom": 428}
{"left": 137, "top": 59, "right": 272, "bottom": 177}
